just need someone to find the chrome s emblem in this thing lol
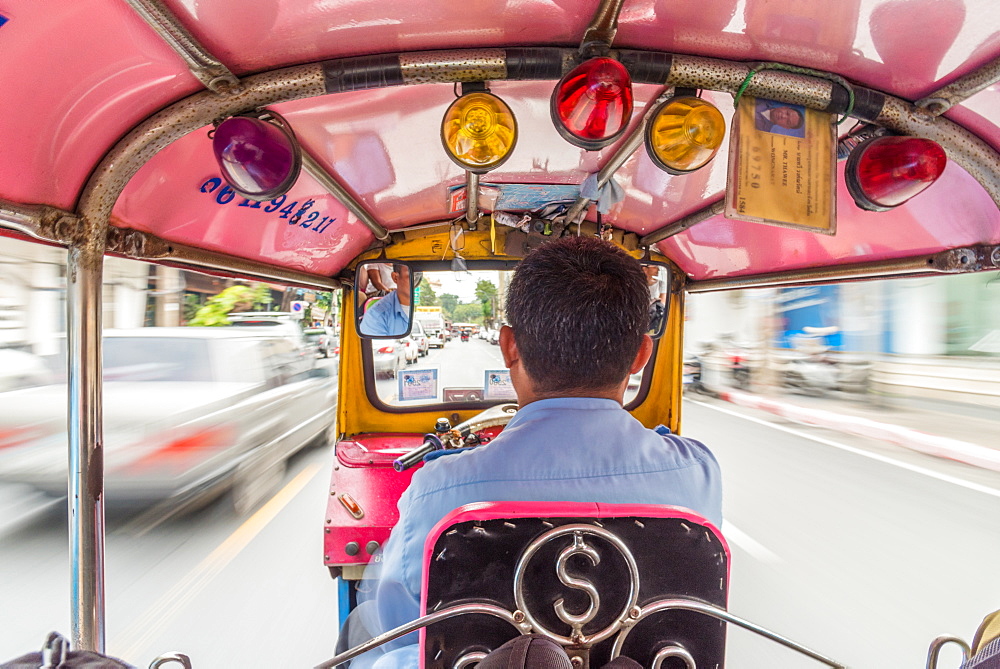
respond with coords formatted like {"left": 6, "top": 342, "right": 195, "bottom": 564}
{"left": 512, "top": 524, "right": 640, "bottom": 645}
{"left": 554, "top": 533, "right": 601, "bottom": 633}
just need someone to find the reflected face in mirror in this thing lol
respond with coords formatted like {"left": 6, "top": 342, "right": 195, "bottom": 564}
{"left": 357, "top": 261, "right": 415, "bottom": 338}
{"left": 643, "top": 264, "right": 669, "bottom": 338}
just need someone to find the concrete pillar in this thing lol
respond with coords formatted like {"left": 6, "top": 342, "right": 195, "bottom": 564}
{"left": 154, "top": 266, "right": 183, "bottom": 326}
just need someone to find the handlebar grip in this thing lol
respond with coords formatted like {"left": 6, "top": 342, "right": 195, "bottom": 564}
{"left": 393, "top": 434, "right": 444, "bottom": 472}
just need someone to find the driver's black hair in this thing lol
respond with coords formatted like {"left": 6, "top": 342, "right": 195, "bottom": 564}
{"left": 505, "top": 236, "right": 649, "bottom": 393}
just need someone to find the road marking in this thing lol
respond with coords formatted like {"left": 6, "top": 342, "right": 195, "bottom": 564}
{"left": 111, "top": 461, "right": 323, "bottom": 659}
{"left": 691, "top": 399, "right": 1000, "bottom": 500}
{"left": 721, "top": 521, "right": 783, "bottom": 565}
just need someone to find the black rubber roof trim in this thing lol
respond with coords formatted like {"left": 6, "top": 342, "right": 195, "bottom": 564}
{"left": 505, "top": 47, "right": 569, "bottom": 80}
{"left": 323, "top": 54, "right": 404, "bottom": 93}
{"left": 617, "top": 50, "right": 674, "bottom": 85}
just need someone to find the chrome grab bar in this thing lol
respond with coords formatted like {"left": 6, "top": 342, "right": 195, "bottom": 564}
{"left": 314, "top": 603, "right": 527, "bottom": 669}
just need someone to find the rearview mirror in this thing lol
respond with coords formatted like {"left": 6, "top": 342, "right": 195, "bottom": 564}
{"left": 642, "top": 263, "right": 670, "bottom": 339}
{"left": 355, "top": 261, "right": 416, "bottom": 339}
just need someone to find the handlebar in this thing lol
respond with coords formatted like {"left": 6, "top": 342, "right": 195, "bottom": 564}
{"left": 392, "top": 404, "right": 519, "bottom": 472}
{"left": 393, "top": 434, "right": 444, "bottom": 472}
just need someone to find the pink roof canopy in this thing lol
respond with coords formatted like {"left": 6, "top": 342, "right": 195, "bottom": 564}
{"left": 1, "top": 0, "right": 999, "bottom": 282}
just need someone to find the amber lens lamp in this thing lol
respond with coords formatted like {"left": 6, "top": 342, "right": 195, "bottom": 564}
{"left": 551, "top": 57, "right": 633, "bottom": 150}
{"left": 211, "top": 114, "right": 302, "bottom": 200}
{"left": 645, "top": 96, "right": 726, "bottom": 174}
{"left": 441, "top": 91, "right": 518, "bottom": 173}
{"left": 845, "top": 135, "right": 947, "bottom": 211}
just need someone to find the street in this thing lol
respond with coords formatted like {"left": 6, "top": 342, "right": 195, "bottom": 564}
{"left": 2, "top": 392, "right": 999, "bottom": 667}
{"left": 375, "top": 336, "right": 507, "bottom": 402}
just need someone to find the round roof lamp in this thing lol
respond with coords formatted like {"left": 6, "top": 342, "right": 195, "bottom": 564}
{"left": 211, "top": 115, "right": 302, "bottom": 201}
{"left": 845, "top": 135, "right": 947, "bottom": 211}
{"left": 441, "top": 91, "right": 518, "bottom": 173}
{"left": 551, "top": 57, "right": 634, "bottom": 151}
{"left": 645, "top": 96, "right": 726, "bottom": 174}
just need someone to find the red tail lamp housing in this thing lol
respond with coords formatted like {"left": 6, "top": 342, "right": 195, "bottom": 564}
{"left": 551, "top": 57, "right": 633, "bottom": 150}
{"left": 845, "top": 135, "right": 947, "bottom": 211}
{"left": 211, "top": 113, "right": 302, "bottom": 201}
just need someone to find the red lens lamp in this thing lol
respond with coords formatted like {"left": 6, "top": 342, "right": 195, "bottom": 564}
{"left": 845, "top": 135, "right": 947, "bottom": 211}
{"left": 211, "top": 112, "right": 302, "bottom": 201}
{"left": 551, "top": 57, "right": 634, "bottom": 150}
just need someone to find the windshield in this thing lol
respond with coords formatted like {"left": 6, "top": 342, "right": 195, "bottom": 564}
{"left": 368, "top": 269, "right": 648, "bottom": 408}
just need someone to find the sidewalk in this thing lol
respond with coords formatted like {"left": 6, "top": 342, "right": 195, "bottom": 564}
{"left": 700, "top": 385, "right": 1000, "bottom": 473}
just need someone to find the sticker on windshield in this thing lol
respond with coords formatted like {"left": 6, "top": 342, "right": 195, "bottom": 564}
{"left": 483, "top": 369, "right": 516, "bottom": 400}
{"left": 399, "top": 369, "right": 438, "bottom": 401}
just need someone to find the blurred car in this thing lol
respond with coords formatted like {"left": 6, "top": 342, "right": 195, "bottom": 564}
{"left": 0, "top": 328, "right": 336, "bottom": 515}
{"left": 411, "top": 320, "right": 429, "bottom": 357}
{"left": 488, "top": 328, "right": 500, "bottom": 344}
{"left": 228, "top": 312, "right": 312, "bottom": 355}
{"left": 0, "top": 348, "right": 52, "bottom": 392}
{"left": 426, "top": 331, "right": 445, "bottom": 348}
{"left": 372, "top": 339, "right": 407, "bottom": 378}
{"left": 401, "top": 335, "right": 420, "bottom": 364}
{"left": 304, "top": 326, "right": 335, "bottom": 357}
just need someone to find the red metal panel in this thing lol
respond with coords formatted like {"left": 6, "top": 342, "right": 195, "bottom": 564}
{"left": 325, "top": 434, "right": 424, "bottom": 568}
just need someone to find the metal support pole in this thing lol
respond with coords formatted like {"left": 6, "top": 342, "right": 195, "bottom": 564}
{"left": 465, "top": 171, "right": 480, "bottom": 226}
{"left": 67, "top": 243, "right": 106, "bottom": 651}
{"left": 300, "top": 150, "right": 390, "bottom": 242}
{"left": 124, "top": 0, "right": 238, "bottom": 94}
{"left": 917, "top": 55, "right": 1000, "bottom": 115}
{"left": 639, "top": 198, "right": 726, "bottom": 247}
{"left": 563, "top": 90, "right": 673, "bottom": 226}
{"left": 581, "top": 0, "right": 626, "bottom": 48}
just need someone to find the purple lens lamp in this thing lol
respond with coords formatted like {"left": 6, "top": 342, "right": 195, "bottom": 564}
{"left": 210, "top": 111, "right": 302, "bottom": 201}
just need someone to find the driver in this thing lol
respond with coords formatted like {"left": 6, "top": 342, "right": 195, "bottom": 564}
{"left": 359, "top": 264, "right": 414, "bottom": 337}
{"left": 345, "top": 236, "right": 722, "bottom": 668}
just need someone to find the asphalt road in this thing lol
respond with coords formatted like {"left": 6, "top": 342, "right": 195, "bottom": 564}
{"left": 2, "top": 391, "right": 999, "bottom": 667}
{"left": 682, "top": 397, "right": 1000, "bottom": 669}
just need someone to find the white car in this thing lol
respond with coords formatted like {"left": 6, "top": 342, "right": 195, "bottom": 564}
{"left": 0, "top": 348, "right": 52, "bottom": 392}
{"left": 0, "top": 328, "right": 336, "bottom": 515}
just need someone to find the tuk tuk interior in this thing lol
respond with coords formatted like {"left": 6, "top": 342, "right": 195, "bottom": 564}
{"left": 2, "top": 0, "right": 1000, "bottom": 666}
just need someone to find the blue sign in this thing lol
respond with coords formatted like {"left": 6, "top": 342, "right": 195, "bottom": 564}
{"left": 774, "top": 285, "right": 843, "bottom": 349}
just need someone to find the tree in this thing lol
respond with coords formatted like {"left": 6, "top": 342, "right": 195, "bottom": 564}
{"left": 475, "top": 279, "right": 498, "bottom": 323}
{"left": 439, "top": 293, "right": 459, "bottom": 320}
{"left": 452, "top": 302, "right": 484, "bottom": 324}
{"left": 418, "top": 277, "right": 439, "bottom": 306}
{"left": 188, "top": 283, "right": 271, "bottom": 326}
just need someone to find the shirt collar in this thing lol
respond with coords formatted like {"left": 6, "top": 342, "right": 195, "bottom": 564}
{"left": 505, "top": 397, "right": 623, "bottom": 428}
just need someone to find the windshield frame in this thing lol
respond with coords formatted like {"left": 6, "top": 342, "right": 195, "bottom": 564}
{"left": 359, "top": 258, "right": 662, "bottom": 413}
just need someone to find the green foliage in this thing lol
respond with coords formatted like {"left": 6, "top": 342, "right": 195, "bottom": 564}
{"left": 452, "top": 302, "right": 484, "bottom": 324}
{"left": 439, "top": 293, "right": 459, "bottom": 320}
{"left": 188, "top": 283, "right": 272, "bottom": 326}
{"left": 418, "top": 277, "right": 438, "bottom": 306}
{"left": 475, "top": 279, "right": 498, "bottom": 321}
{"left": 182, "top": 294, "right": 202, "bottom": 323}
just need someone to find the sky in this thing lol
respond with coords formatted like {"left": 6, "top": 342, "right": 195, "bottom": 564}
{"left": 425, "top": 270, "right": 501, "bottom": 303}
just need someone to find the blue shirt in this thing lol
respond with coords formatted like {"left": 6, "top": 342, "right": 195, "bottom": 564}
{"left": 360, "top": 291, "right": 410, "bottom": 338}
{"left": 358, "top": 397, "right": 722, "bottom": 668}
